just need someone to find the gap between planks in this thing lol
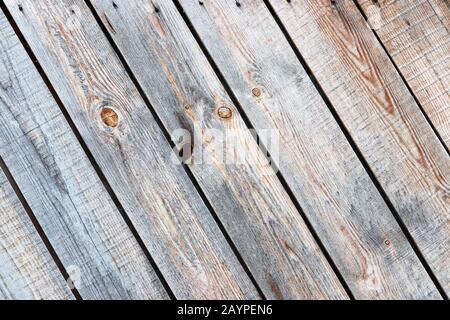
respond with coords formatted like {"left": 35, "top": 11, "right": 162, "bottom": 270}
{"left": 0, "top": 155, "right": 80, "bottom": 300}
{"left": 171, "top": 0, "right": 355, "bottom": 299}
{"left": 262, "top": 0, "right": 447, "bottom": 299}
{"left": 352, "top": 0, "right": 450, "bottom": 155}
{"left": 266, "top": 0, "right": 449, "bottom": 297}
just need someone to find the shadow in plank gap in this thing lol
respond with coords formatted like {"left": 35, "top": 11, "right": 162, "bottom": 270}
{"left": 355, "top": 0, "right": 450, "bottom": 152}
{"left": 267, "top": 0, "right": 449, "bottom": 297}
{"left": 0, "top": 155, "right": 81, "bottom": 299}
{"left": 176, "top": 0, "right": 445, "bottom": 299}
{"left": 0, "top": 8, "right": 168, "bottom": 299}
{"left": 0, "top": 166, "right": 73, "bottom": 300}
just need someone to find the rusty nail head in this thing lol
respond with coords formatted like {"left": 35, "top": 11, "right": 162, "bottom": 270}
{"left": 252, "top": 88, "right": 262, "bottom": 97}
{"left": 218, "top": 106, "right": 233, "bottom": 119}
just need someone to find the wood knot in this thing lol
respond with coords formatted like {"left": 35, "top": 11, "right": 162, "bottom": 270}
{"left": 252, "top": 88, "right": 262, "bottom": 97}
{"left": 217, "top": 106, "right": 233, "bottom": 119}
{"left": 100, "top": 107, "right": 119, "bottom": 127}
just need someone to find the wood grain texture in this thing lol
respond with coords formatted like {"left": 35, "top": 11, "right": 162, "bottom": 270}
{"left": 4, "top": 0, "right": 259, "bottom": 299}
{"left": 89, "top": 0, "right": 350, "bottom": 300}
{"left": 0, "top": 169, "right": 73, "bottom": 300}
{"left": 0, "top": 10, "right": 168, "bottom": 300}
{"left": 269, "top": 0, "right": 450, "bottom": 295}
{"left": 177, "top": 0, "right": 441, "bottom": 299}
{"left": 357, "top": 0, "right": 450, "bottom": 148}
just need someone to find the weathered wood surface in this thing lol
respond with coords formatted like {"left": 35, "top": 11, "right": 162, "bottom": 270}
{"left": 269, "top": 0, "right": 450, "bottom": 295}
{"left": 0, "top": 168, "right": 73, "bottom": 300}
{"left": 89, "top": 0, "right": 349, "bottom": 300}
{"left": 4, "top": 0, "right": 259, "bottom": 299}
{"left": 0, "top": 10, "right": 168, "bottom": 300}
{"left": 176, "top": 0, "right": 443, "bottom": 300}
{"left": 0, "top": 0, "right": 448, "bottom": 300}
{"left": 357, "top": 0, "right": 450, "bottom": 149}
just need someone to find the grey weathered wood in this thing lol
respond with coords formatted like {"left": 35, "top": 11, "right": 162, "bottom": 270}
{"left": 269, "top": 0, "right": 450, "bottom": 295}
{"left": 0, "top": 168, "right": 73, "bottom": 300}
{"left": 4, "top": 0, "right": 259, "bottom": 299}
{"left": 0, "top": 10, "right": 168, "bottom": 300}
{"left": 357, "top": 0, "right": 450, "bottom": 149}
{"left": 177, "top": 0, "right": 442, "bottom": 299}
{"left": 89, "top": 0, "right": 353, "bottom": 299}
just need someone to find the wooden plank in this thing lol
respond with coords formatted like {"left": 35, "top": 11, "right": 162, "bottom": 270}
{"left": 356, "top": 0, "right": 450, "bottom": 149}
{"left": 88, "top": 0, "right": 350, "bottom": 300}
{"left": 4, "top": 0, "right": 259, "bottom": 299}
{"left": 0, "top": 169, "right": 73, "bottom": 300}
{"left": 269, "top": 0, "right": 450, "bottom": 295}
{"left": 0, "top": 9, "right": 168, "bottom": 300}
{"left": 177, "top": 0, "right": 441, "bottom": 299}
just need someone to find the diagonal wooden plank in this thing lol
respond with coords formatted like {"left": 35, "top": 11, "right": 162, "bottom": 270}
{"left": 176, "top": 0, "right": 441, "bottom": 299}
{"left": 356, "top": 0, "right": 450, "bottom": 149}
{"left": 88, "top": 0, "right": 351, "bottom": 300}
{"left": 3, "top": 0, "right": 259, "bottom": 299}
{"left": 0, "top": 9, "right": 168, "bottom": 300}
{"left": 268, "top": 0, "right": 450, "bottom": 295}
{"left": 0, "top": 168, "right": 73, "bottom": 300}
